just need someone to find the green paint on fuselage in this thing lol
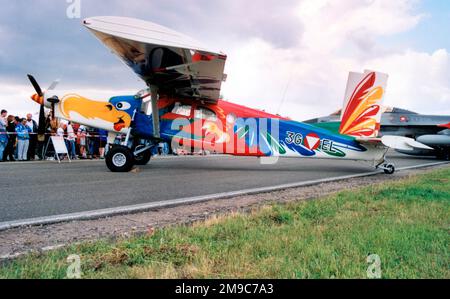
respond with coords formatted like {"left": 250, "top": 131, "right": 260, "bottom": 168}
{"left": 310, "top": 121, "right": 342, "bottom": 135}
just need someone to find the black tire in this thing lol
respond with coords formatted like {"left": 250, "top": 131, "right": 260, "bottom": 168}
{"left": 105, "top": 146, "right": 135, "bottom": 172}
{"left": 384, "top": 164, "right": 395, "bottom": 175}
{"left": 134, "top": 149, "right": 152, "bottom": 165}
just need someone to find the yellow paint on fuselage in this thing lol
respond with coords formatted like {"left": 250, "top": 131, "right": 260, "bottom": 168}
{"left": 59, "top": 94, "right": 131, "bottom": 131}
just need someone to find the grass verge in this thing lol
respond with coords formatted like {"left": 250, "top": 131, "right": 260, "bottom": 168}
{"left": 1, "top": 167, "right": 449, "bottom": 279}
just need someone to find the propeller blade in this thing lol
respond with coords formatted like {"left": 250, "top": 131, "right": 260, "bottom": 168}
{"left": 47, "top": 79, "right": 60, "bottom": 91}
{"left": 37, "top": 104, "right": 46, "bottom": 141}
{"left": 27, "top": 74, "right": 43, "bottom": 97}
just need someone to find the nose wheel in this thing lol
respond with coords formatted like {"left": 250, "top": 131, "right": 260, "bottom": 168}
{"left": 105, "top": 145, "right": 135, "bottom": 172}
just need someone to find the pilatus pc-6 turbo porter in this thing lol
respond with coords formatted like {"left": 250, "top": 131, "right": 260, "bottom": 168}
{"left": 28, "top": 16, "right": 432, "bottom": 173}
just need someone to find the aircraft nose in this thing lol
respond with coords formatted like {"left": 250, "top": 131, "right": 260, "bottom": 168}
{"left": 31, "top": 93, "right": 44, "bottom": 105}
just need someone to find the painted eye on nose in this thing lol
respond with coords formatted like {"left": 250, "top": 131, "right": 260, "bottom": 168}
{"left": 115, "top": 102, "right": 131, "bottom": 111}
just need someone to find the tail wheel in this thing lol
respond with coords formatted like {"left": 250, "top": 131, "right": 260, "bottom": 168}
{"left": 105, "top": 146, "right": 135, "bottom": 172}
{"left": 134, "top": 147, "right": 152, "bottom": 165}
{"left": 383, "top": 164, "right": 395, "bottom": 175}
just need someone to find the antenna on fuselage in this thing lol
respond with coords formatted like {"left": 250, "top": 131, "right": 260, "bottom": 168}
{"left": 276, "top": 71, "right": 293, "bottom": 116}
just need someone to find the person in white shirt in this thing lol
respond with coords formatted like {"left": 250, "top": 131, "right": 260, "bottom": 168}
{"left": 66, "top": 122, "right": 77, "bottom": 159}
{"left": 56, "top": 123, "right": 67, "bottom": 160}
{"left": 56, "top": 123, "right": 65, "bottom": 137}
{"left": 25, "top": 113, "right": 38, "bottom": 160}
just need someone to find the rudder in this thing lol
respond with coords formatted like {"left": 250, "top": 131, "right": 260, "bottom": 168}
{"left": 339, "top": 70, "right": 388, "bottom": 137}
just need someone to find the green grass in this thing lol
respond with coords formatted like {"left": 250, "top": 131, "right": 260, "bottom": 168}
{"left": 1, "top": 167, "right": 449, "bottom": 279}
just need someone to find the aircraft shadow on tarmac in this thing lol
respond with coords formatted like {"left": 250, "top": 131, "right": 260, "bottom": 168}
{"left": 105, "top": 157, "right": 378, "bottom": 174}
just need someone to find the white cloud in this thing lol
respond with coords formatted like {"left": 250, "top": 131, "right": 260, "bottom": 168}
{"left": 367, "top": 49, "right": 450, "bottom": 114}
{"left": 297, "top": 0, "right": 424, "bottom": 51}
{"left": 220, "top": 0, "right": 449, "bottom": 120}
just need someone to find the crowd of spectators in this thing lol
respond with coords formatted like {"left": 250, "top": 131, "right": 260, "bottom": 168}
{"left": 0, "top": 109, "right": 108, "bottom": 162}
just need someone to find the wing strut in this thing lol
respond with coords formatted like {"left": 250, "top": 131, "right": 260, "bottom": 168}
{"left": 150, "top": 85, "right": 161, "bottom": 138}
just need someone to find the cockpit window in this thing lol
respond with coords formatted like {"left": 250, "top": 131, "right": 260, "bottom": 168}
{"left": 172, "top": 103, "right": 192, "bottom": 117}
{"left": 194, "top": 107, "right": 217, "bottom": 121}
{"left": 135, "top": 88, "right": 151, "bottom": 99}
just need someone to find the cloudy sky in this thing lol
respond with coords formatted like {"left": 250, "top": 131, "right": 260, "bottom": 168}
{"left": 1, "top": 0, "right": 449, "bottom": 120}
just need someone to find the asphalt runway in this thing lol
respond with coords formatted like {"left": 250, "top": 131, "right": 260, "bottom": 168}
{"left": 0, "top": 153, "right": 445, "bottom": 223}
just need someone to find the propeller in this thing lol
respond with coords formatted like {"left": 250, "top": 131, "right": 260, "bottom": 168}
{"left": 27, "top": 74, "right": 60, "bottom": 141}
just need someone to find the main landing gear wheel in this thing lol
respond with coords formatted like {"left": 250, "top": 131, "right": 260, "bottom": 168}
{"left": 134, "top": 147, "right": 152, "bottom": 165}
{"left": 106, "top": 146, "right": 135, "bottom": 172}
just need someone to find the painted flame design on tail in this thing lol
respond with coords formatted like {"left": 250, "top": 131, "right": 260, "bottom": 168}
{"left": 339, "top": 71, "right": 388, "bottom": 137}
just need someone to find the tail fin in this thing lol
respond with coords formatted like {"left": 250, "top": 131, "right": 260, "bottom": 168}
{"left": 339, "top": 70, "right": 388, "bottom": 137}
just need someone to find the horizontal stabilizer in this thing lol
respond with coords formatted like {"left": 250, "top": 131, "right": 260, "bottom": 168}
{"left": 381, "top": 136, "right": 434, "bottom": 151}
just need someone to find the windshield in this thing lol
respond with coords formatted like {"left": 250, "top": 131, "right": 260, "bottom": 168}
{"left": 135, "top": 88, "right": 151, "bottom": 99}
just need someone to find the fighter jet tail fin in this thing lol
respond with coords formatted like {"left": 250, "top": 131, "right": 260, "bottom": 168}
{"left": 339, "top": 71, "right": 388, "bottom": 138}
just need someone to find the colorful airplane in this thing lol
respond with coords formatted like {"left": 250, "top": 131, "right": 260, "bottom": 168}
{"left": 28, "top": 16, "right": 433, "bottom": 173}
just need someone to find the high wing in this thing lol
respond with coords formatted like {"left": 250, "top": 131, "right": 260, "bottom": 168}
{"left": 83, "top": 16, "right": 227, "bottom": 102}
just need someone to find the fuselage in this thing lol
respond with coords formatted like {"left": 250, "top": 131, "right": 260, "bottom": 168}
{"left": 43, "top": 93, "right": 387, "bottom": 163}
